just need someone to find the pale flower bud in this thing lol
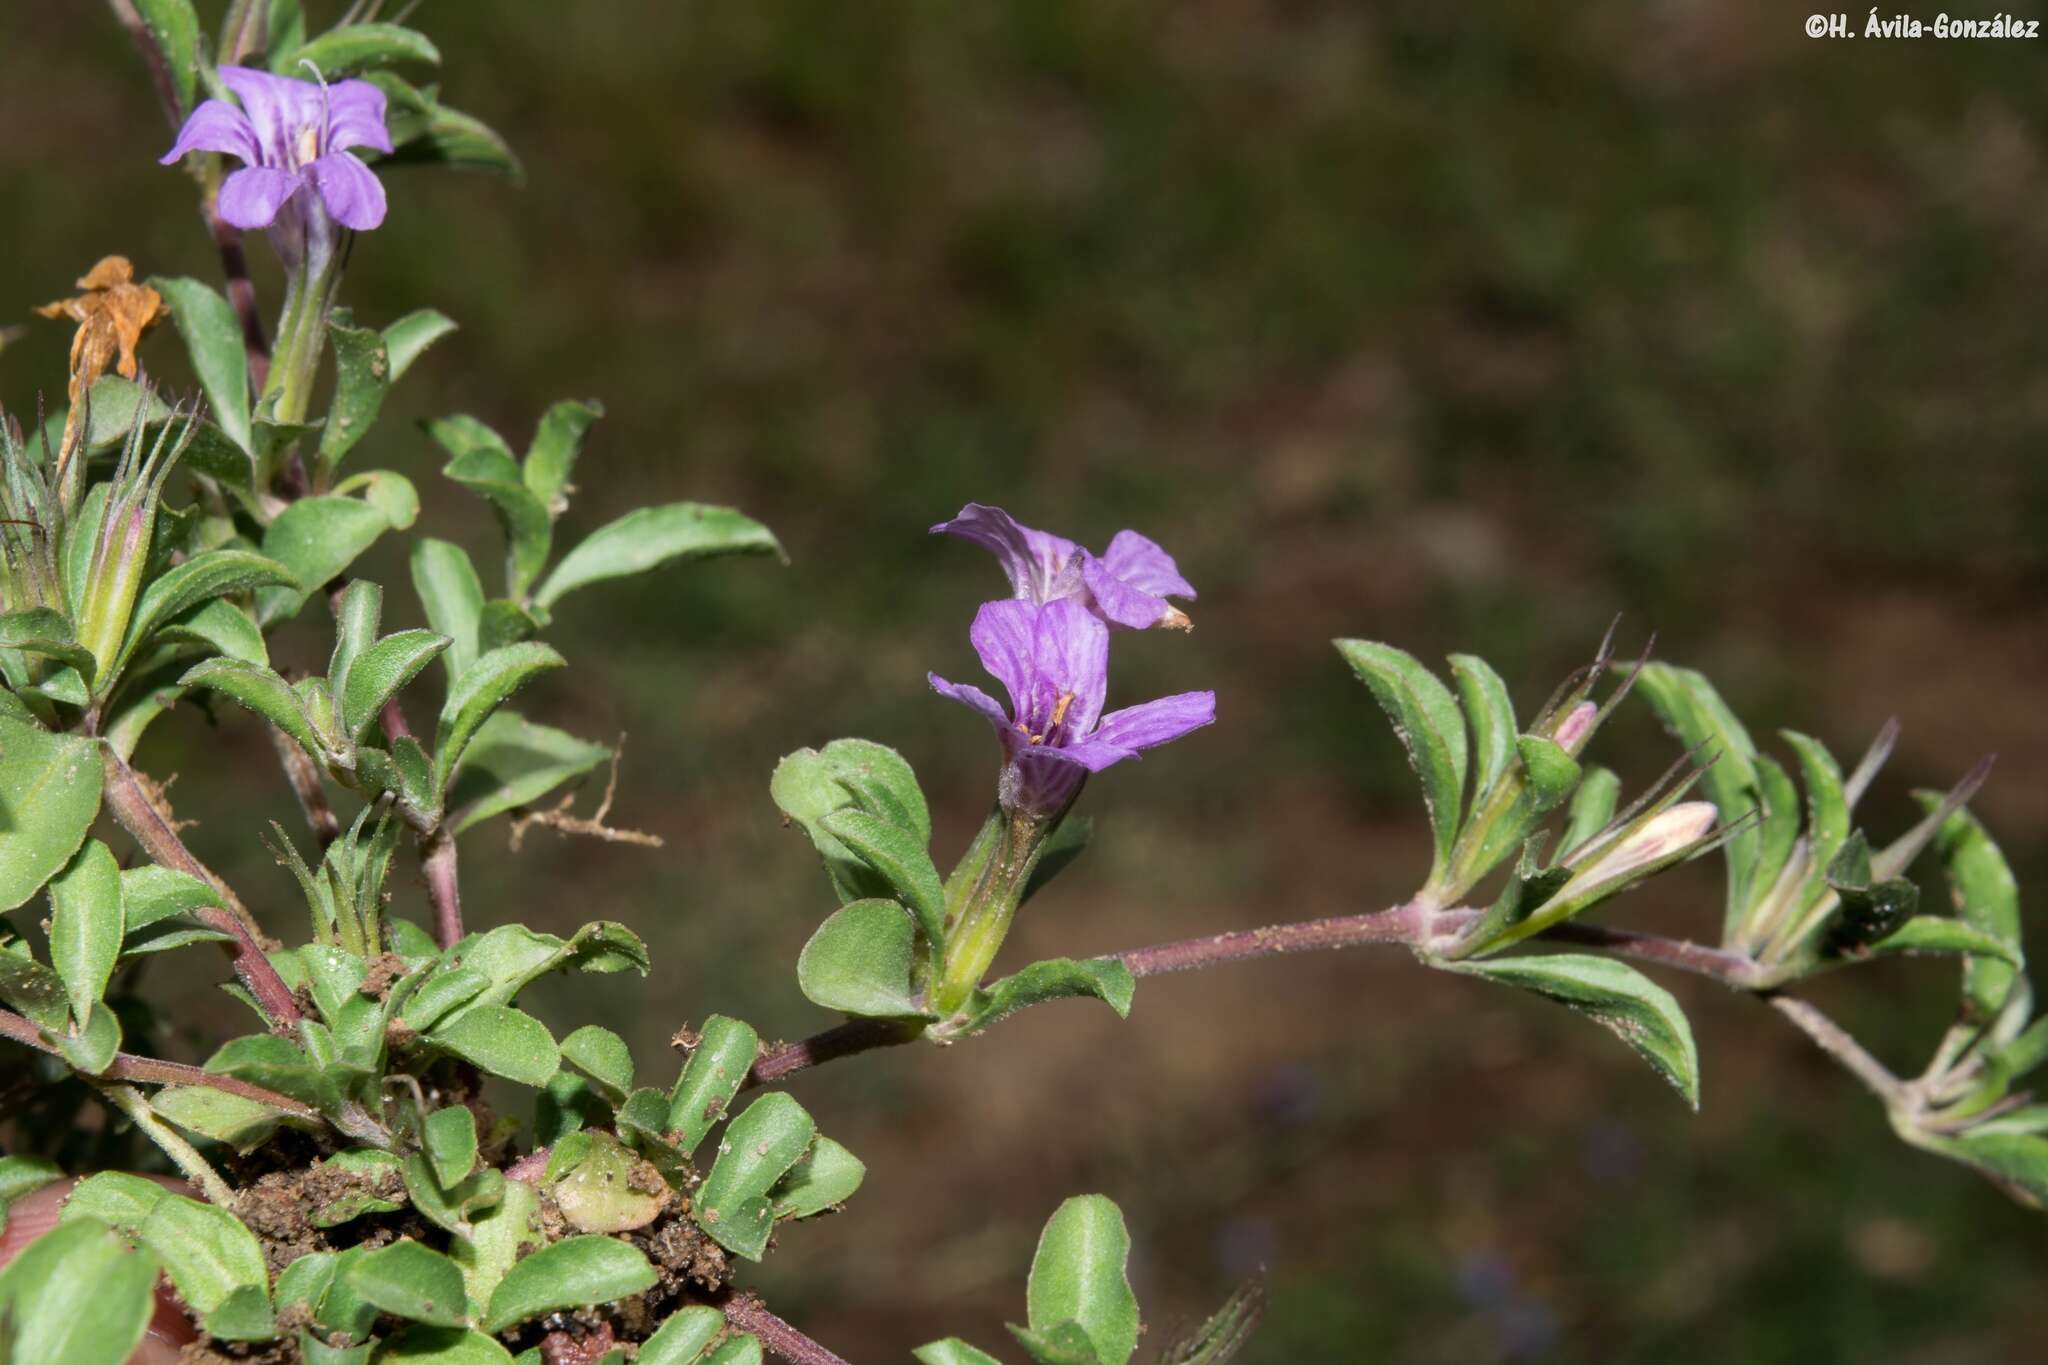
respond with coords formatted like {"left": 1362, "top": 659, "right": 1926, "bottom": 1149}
{"left": 1573, "top": 801, "right": 1719, "bottom": 889}
{"left": 1551, "top": 700, "right": 1598, "bottom": 754}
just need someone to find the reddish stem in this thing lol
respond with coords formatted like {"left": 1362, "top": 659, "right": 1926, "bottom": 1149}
{"left": 422, "top": 830, "right": 464, "bottom": 949}
{"left": 193, "top": 906, "right": 304, "bottom": 1028}
{"left": 0, "top": 1006, "right": 318, "bottom": 1120}
{"left": 721, "top": 1293, "right": 854, "bottom": 1365}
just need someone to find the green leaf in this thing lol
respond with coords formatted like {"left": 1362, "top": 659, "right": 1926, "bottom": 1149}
{"left": 340, "top": 629, "right": 448, "bottom": 741}
{"left": 942, "top": 958, "right": 1136, "bottom": 1038}
{"left": 1927, "top": 1130, "right": 2048, "bottom": 1210}
{"left": 441, "top": 445, "right": 552, "bottom": 598}
{"left": 770, "top": 1135, "right": 866, "bottom": 1219}
{"left": 639, "top": 1306, "right": 728, "bottom": 1365}
{"left": 559, "top": 1025, "right": 634, "bottom": 1104}
{"left": 48, "top": 838, "right": 122, "bottom": 1025}
{"left": 818, "top": 808, "right": 947, "bottom": 960}
{"left": 134, "top": 1188, "right": 271, "bottom": 1318}
{"left": 423, "top": 1104, "right": 480, "bottom": 1190}
{"left": 129, "top": 548, "right": 298, "bottom": 660}
{"left": 534, "top": 503, "right": 783, "bottom": 611}
{"left": 379, "top": 83, "right": 524, "bottom": 181}
{"left": 446, "top": 711, "right": 611, "bottom": 834}
{"left": 1008, "top": 1321, "right": 1100, "bottom": 1365}
{"left": 181, "top": 657, "right": 324, "bottom": 759}
{"left": 0, "top": 1216, "right": 159, "bottom": 1365}
{"left": 427, "top": 1004, "right": 559, "bottom": 1086}
{"left": 481, "top": 1236, "right": 656, "bottom": 1334}
{"left": 1448, "top": 654, "right": 1516, "bottom": 806}
{"left": 1558, "top": 766, "right": 1620, "bottom": 860}
{"left": 160, "top": 596, "right": 268, "bottom": 665}
{"left": 1862, "top": 917, "right": 2023, "bottom": 964}
{"left": 336, "top": 468, "right": 420, "bottom": 529}
{"left": 345, "top": 1238, "right": 469, "bottom": 1327}
{"left": 668, "top": 1014, "right": 759, "bottom": 1153}
{"left": 1750, "top": 753, "right": 1800, "bottom": 926}
{"left": 433, "top": 643, "right": 566, "bottom": 797}
{"left": 206, "top": 1284, "right": 277, "bottom": 1341}
{"left": 545, "top": 1130, "right": 664, "bottom": 1235}
{"left": 0, "top": 945, "right": 68, "bottom": 1030}
{"left": 412, "top": 537, "right": 486, "bottom": 679}
{"left": 1026, "top": 1194, "right": 1141, "bottom": 1365}
{"left": 133, "top": 0, "right": 200, "bottom": 114}
{"left": 257, "top": 496, "right": 390, "bottom": 623}
{"left": 818, "top": 738, "right": 930, "bottom": 845}
{"left": 378, "top": 1326, "right": 518, "bottom": 1363}
{"left": 522, "top": 399, "right": 603, "bottom": 512}
{"left": 703, "top": 1337, "right": 764, "bottom": 1365}
{"left": 1449, "top": 953, "right": 1701, "bottom": 1107}
{"left": 771, "top": 741, "right": 935, "bottom": 908}
{"left": 0, "top": 717, "right": 103, "bottom": 912}
{"left": 274, "top": 21, "right": 440, "bottom": 75}
{"left": 150, "top": 1085, "right": 283, "bottom": 1154}
{"left": 54, "top": 1000, "right": 121, "bottom": 1074}
{"left": 384, "top": 309, "right": 458, "bottom": 383}
{"left": 402, "top": 1155, "right": 505, "bottom": 1238}
{"left": 1780, "top": 729, "right": 1850, "bottom": 912}
{"left": 207, "top": 1033, "right": 341, "bottom": 1109}
{"left": 450, "top": 1177, "right": 540, "bottom": 1325}
{"left": 798, "top": 898, "right": 925, "bottom": 1018}
{"left": 0, "top": 608, "right": 96, "bottom": 679}
{"left": 309, "top": 1150, "right": 406, "bottom": 1227}
{"left": 694, "top": 1092, "right": 816, "bottom": 1259}
{"left": 1635, "top": 663, "right": 1765, "bottom": 940}
{"left": 152, "top": 276, "right": 250, "bottom": 452}
{"left": 1335, "top": 640, "right": 1467, "bottom": 886}
{"left": 319, "top": 310, "right": 391, "bottom": 470}
{"left": 0, "top": 1155, "right": 63, "bottom": 1210}
{"left": 1926, "top": 803, "right": 2022, "bottom": 1020}
{"left": 915, "top": 1342, "right": 1008, "bottom": 1365}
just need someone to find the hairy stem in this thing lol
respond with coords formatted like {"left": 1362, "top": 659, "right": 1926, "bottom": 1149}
{"left": 721, "top": 1293, "right": 854, "bottom": 1365}
{"left": 1767, "top": 993, "right": 1907, "bottom": 1105}
{"left": 422, "top": 829, "right": 464, "bottom": 948}
{"left": 1119, "top": 901, "right": 1433, "bottom": 977}
{"left": 98, "top": 1082, "right": 237, "bottom": 1206}
{"left": 0, "top": 1006, "right": 320, "bottom": 1121}
{"left": 1520, "top": 921, "right": 1765, "bottom": 986}
{"left": 100, "top": 748, "right": 303, "bottom": 1026}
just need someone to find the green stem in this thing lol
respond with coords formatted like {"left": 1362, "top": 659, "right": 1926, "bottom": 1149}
{"left": 935, "top": 807, "right": 1056, "bottom": 1014}
{"left": 99, "top": 1082, "right": 238, "bottom": 1207}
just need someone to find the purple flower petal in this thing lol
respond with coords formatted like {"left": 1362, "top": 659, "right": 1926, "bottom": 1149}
{"left": 928, "top": 673, "right": 1013, "bottom": 736}
{"left": 932, "top": 503, "right": 1082, "bottom": 605}
{"left": 324, "top": 79, "right": 394, "bottom": 155}
{"left": 1046, "top": 737, "right": 1143, "bottom": 772}
{"left": 1082, "top": 554, "right": 1175, "bottom": 630}
{"left": 218, "top": 66, "right": 325, "bottom": 166}
{"left": 306, "top": 151, "right": 386, "bottom": 230}
{"left": 1093, "top": 690, "right": 1216, "bottom": 752}
{"left": 217, "top": 166, "right": 305, "bottom": 230}
{"left": 1028, "top": 598, "right": 1109, "bottom": 736}
{"left": 1100, "top": 529, "right": 1196, "bottom": 600}
{"left": 966, "top": 599, "right": 1039, "bottom": 720}
{"left": 160, "top": 99, "right": 258, "bottom": 165}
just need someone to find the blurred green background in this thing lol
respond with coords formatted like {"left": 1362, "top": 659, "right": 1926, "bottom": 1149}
{"left": 6, "top": 2, "right": 2048, "bottom": 1359}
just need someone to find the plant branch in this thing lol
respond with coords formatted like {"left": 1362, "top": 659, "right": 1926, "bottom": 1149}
{"left": 101, "top": 747, "right": 259, "bottom": 934}
{"left": 421, "top": 828, "right": 463, "bottom": 948}
{"left": 748, "top": 1019, "right": 921, "bottom": 1089}
{"left": 0, "top": 1006, "right": 320, "bottom": 1121}
{"left": 97, "top": 1082, "right": 237, "bottom": 1206}
{"left": 1533, "top": 921, "right": 1766, "bottom": 986}
{"left": 100, "top": 748, "right": 303, "bottom": 1026}
{"left": 1766, "top": 992, "right": 1907, "bottom": 1106}
{"left": 721, "top": 1293, "right": 854, "bottom": 1365}
{"left": 1119, "top": 901, "right": 1433, "bottom": 977}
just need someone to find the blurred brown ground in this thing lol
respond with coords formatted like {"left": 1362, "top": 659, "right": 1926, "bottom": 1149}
{"left": 5, "top": 3, "right": 2048, "bottom": 1360}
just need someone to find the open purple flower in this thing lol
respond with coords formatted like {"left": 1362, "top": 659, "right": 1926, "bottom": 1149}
{"left": 931, "top": 598, "right": 1216, "bottom": 817}
{"left": 932, "top": 503, "right": 1198, "bottom": 631}
{"left": 160, "top": 66, "right": 391, "bottom": 233}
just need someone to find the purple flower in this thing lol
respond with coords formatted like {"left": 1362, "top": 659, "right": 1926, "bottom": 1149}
{"left": 932, "top": 503, "right": 1198, "bottom": 631}
{"left": 161, "top": 66, "right": 392, "bottom": 232}
{"left": 931, "top": 598, "right": 1215, "bottom": 817}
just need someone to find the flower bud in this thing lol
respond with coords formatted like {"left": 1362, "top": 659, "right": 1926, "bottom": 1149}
{"left": 1565, "top": 801, "right": 1719, "bottom": 896}
{"left": 1551, "top": 700, "right": 1597, "bottom": 755}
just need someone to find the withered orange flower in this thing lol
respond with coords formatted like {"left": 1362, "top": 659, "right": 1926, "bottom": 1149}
{"left": 33, "top": 256, "right": 169, "bottom": 403}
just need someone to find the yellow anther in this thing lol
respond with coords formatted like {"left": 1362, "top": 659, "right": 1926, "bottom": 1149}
{"left": 1049, "top": 692, "right": 1075, "bottom": 728}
